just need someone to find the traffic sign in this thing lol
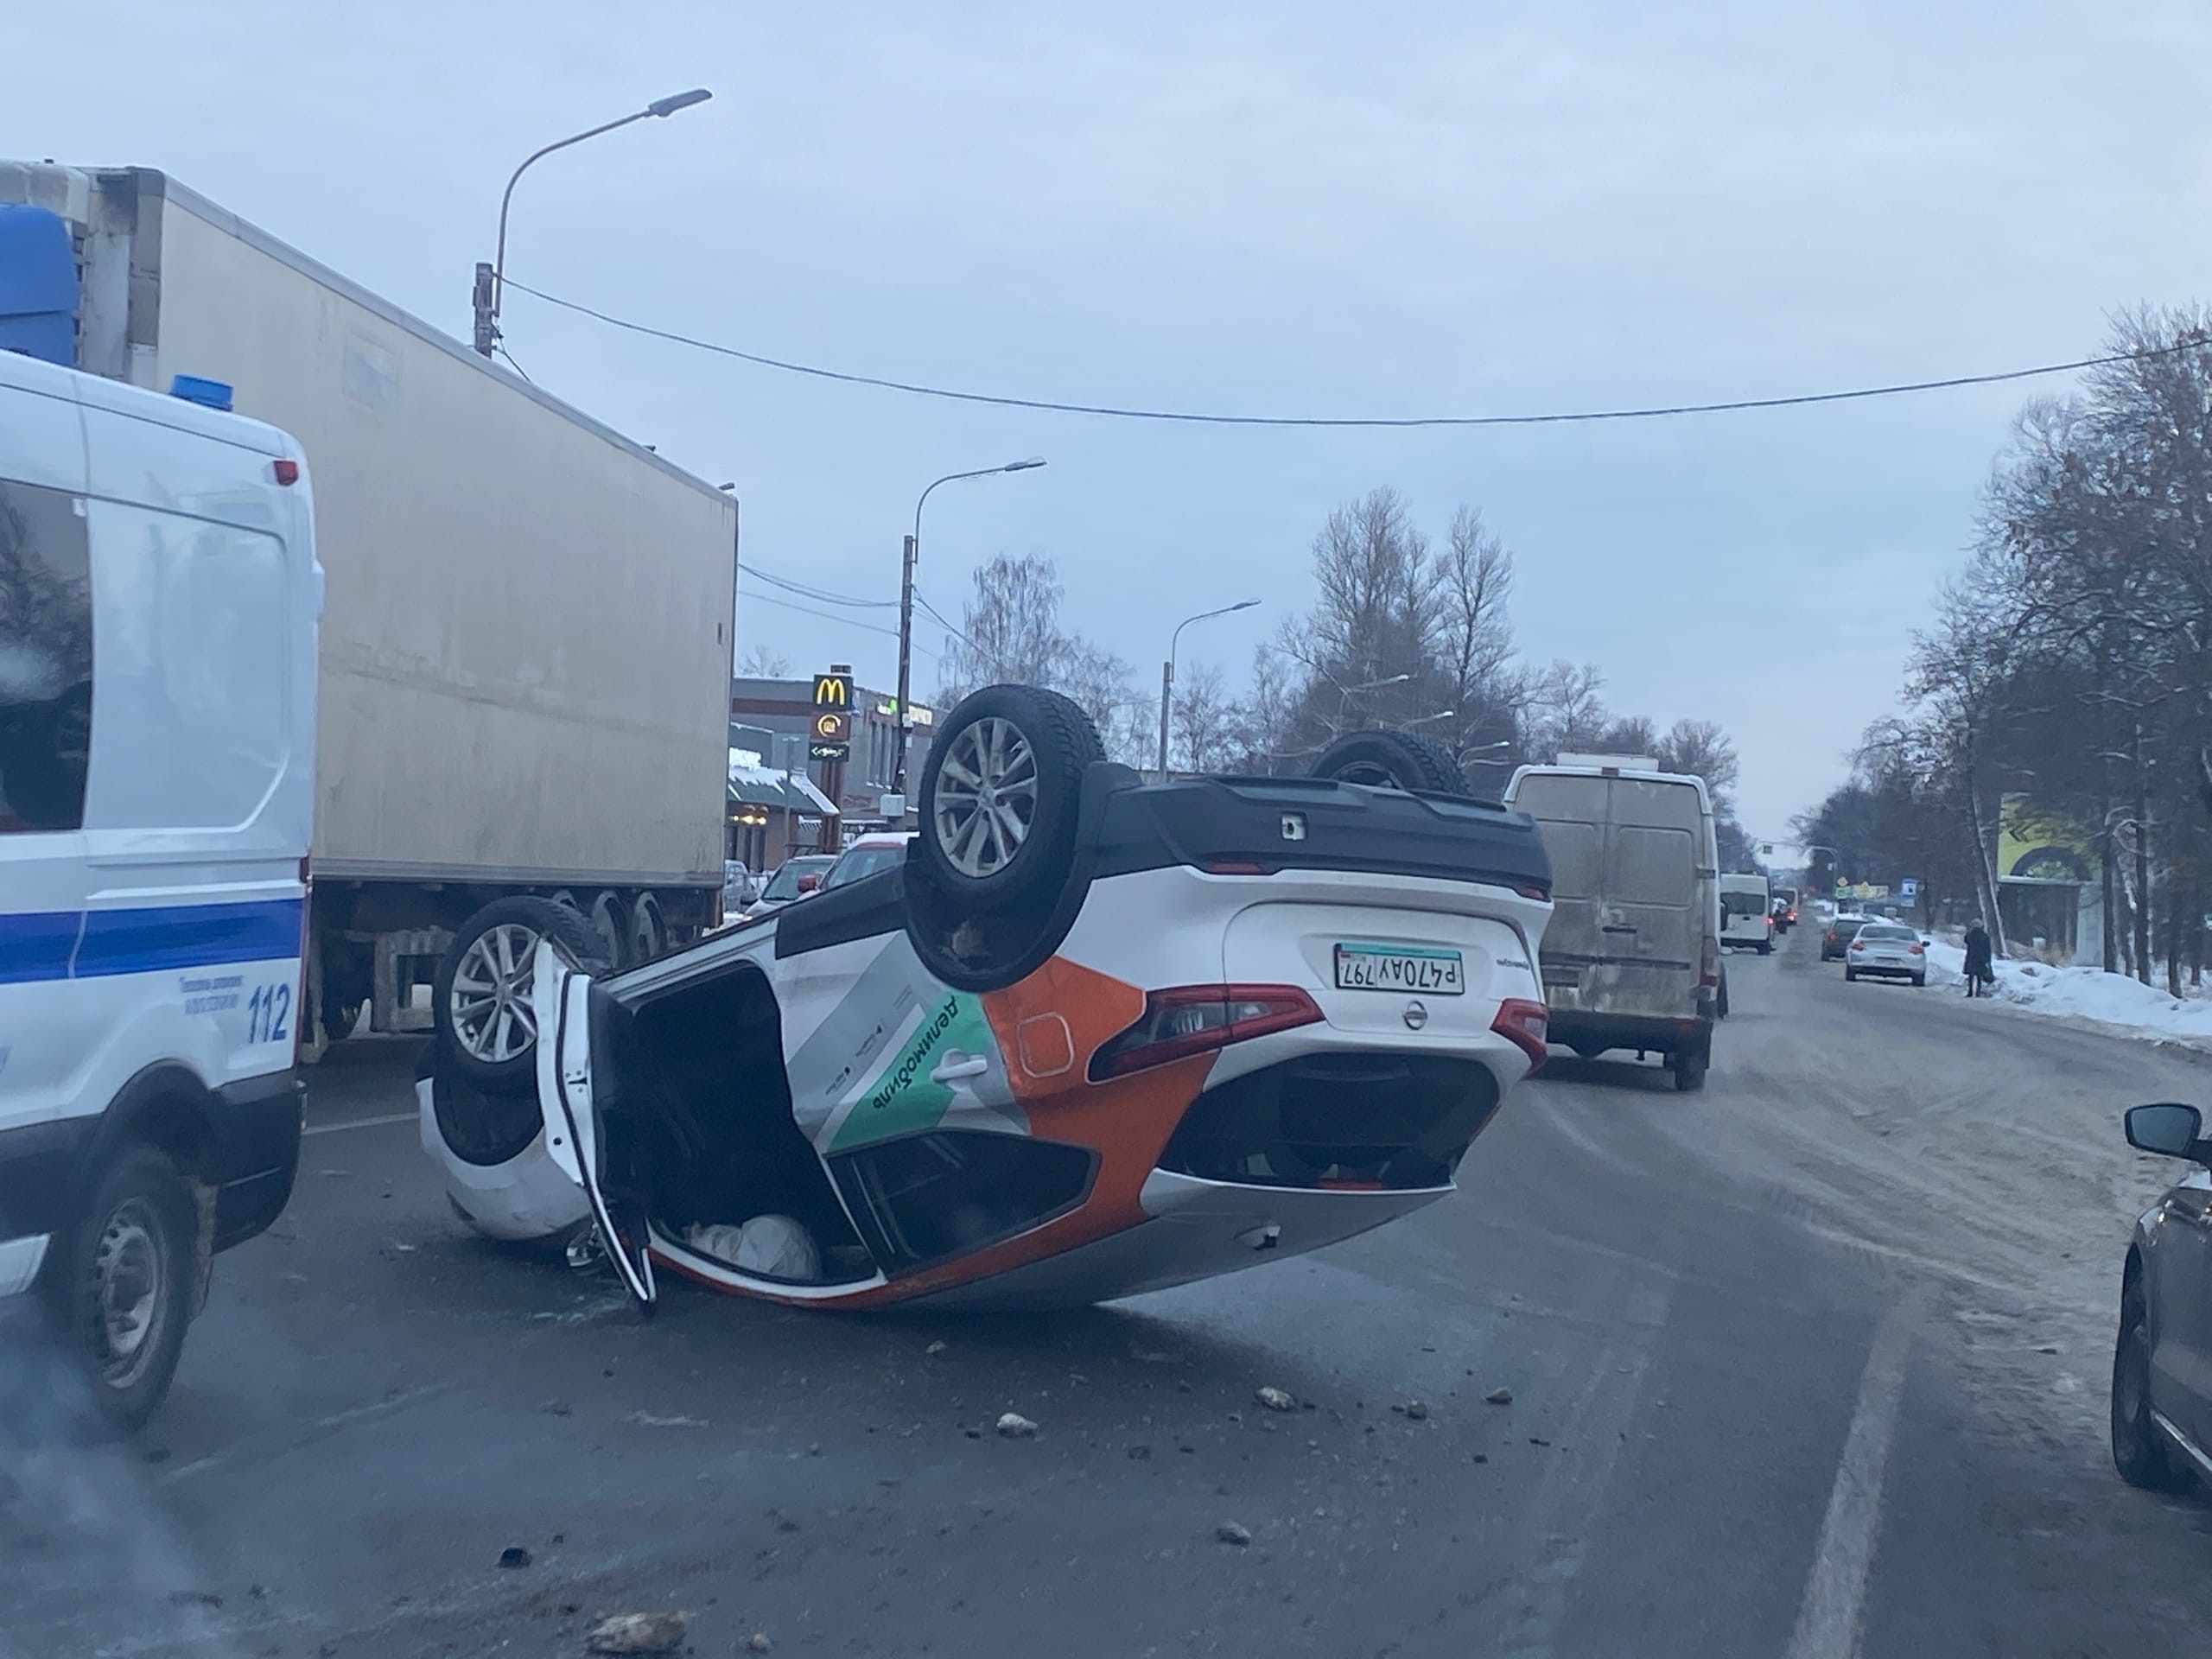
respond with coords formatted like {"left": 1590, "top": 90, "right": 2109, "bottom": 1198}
{"left": 1898, "top": 877, "right": 1919, "bottom": 904}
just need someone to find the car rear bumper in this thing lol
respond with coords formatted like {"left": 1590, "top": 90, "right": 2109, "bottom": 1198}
{"left": 210, "top": 1069, "right": 305, "bottom": 1250}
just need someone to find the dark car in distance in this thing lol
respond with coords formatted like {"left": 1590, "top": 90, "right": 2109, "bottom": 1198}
{"left": 1820, "top": 912, "right": 1872, "bottom": 962}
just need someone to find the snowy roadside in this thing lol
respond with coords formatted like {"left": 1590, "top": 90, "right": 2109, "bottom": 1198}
{"left": 1921, "top": 937, "right": 2212, "bottom": 1052}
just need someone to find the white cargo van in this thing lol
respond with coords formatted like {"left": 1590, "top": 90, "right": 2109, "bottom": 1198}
{"left": 0, "top": 346, "right": 318, "bottom": 1427}
{"left": 1719, "top": 873, "right": 1773, "bottom": 954}
{"left": 1503, "top": 759, "right": 1720, "bottom": 1090}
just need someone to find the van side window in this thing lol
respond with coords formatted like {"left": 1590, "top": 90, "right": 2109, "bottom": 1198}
{"left": 81, "top": 504, "right": 288, "bottom": 832}
{"left": 0, "top": 478, "right": 93, "bottom": 833}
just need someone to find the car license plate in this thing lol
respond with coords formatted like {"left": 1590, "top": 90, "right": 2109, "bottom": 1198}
{"left": 1334, "top": 943, "right": 1465, "bottom": 995}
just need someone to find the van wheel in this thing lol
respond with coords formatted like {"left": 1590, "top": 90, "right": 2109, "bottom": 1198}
{"left": 1307, "top": 730, "right": 1468, "bottom": 795}
{"left": 916, "top": 684, "right": 1103, "bottom": 912}
{"left": 43, "top": 1146, "right": 198, "bottom": 1433}
{"left": 435, "top": 897, "right": 614, "bottom": 1093}
{"left": 1671, "top": 1043, "right": 1709, "bottom": 1092}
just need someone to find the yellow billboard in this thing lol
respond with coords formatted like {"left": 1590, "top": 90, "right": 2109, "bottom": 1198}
{"left": 1999, "top": 793, "right": 2096, "bottom": 883}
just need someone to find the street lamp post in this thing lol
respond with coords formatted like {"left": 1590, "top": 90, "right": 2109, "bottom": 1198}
{"left": 474, "top": 87, "right": 713, "bottom": 357}
{"left": 1157, "top": 601, "right": 1262, "bottom": 780}
{"left": 893, "top": 459, "right": 1047, "bottom": 797}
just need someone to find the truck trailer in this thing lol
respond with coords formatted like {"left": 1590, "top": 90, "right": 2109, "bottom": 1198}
{"left": 0, "top": 162, "right": 740, "bottom": 1052}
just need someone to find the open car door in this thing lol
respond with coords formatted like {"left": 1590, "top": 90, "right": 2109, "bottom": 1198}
{"left": 531, "top": 939, "right": 658, "bottom": 1310}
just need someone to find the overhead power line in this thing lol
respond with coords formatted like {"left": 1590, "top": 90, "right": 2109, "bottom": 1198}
{"left": 913, "top": 590, "right": 982, "bottom": 657}
{"left": 738, "top": 559, "right": 898, "bottom": 610}
{"left": 504, "top": 276, "right": 2204, "bottom": 429}
{"left": 740, "top": 588, "right": 938, "bottom": 658}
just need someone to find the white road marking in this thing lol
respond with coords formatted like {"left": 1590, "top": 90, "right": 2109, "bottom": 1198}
{"left": 302, "top": 1110, "right": 417, "bottom": 1136}
{"left": 1784, "top": 1296, "right": 1920, "bottom": 1659}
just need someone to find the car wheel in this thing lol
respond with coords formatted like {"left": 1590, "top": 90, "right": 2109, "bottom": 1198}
{"left": 916, "top": 684, "right": 1103, "bottom": 912}
{"left": 1306, "top": 729, "right": 1469, "bottom": 795}
{"left": 1844, "top": 967, "right": 1857, "bottom": 982}
{"left": 1717, "top": 975, "right": 1731, "bottom": 1019}
{"left": 2112, "top": 1274, "right": 2193, "bottom": 1491}
{"left": 42, "top": 1145, "right": 198, "bottom": 1433}
{"left": 1912, "top": 974, "right": 1927, "bottom": 988}
{"left": 435, "top": 896, "right": 615, "bottom": 1093}
{"left": 1757, "top": 941, "right": 1772, "bottom": 957}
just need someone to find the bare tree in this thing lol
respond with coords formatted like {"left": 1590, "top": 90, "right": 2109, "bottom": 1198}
{"left": 1171, "top": 660, "right": 1231, "bottom": 773}
{"left": 1596, "top": 715, "right": 1658, "bottom": 756}
{"left": 936, "top": 553, "right": 1068, "bottom": 705}
{"left": 1526, "top": 661, "right": 1608, "bottom": 760}
{"left": 1059, "top": 637, "right": 1147, "bottom": 766}
{"left": 736, "top": 641, "right": 791, "bottom": 678}
{"left": 1656, "top": 718, "right": 1741, "bottom": 816}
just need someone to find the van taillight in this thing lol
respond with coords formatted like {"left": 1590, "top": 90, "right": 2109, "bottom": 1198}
{"left": 273, "top": 459, "right": 300, "bottom": 486}
{"left": 1089, "top": 985, "right": 1321, "bottom": 1080}
{"left": 1700, "top": 936, "right": 1719, "bottom": 987}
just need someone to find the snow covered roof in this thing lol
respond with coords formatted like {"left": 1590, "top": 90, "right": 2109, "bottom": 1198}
{"left": 728, "top": 747, "right": 840, "bottom": 816}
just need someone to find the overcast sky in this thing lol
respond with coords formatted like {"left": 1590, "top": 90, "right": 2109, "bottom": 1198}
{"left": 12, "top": 2, "right": 2212, "bottom": 836}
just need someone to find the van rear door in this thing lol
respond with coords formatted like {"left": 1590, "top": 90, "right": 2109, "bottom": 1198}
{"left": 1595, "top": 778, "right": 1705, "bottom": 1015}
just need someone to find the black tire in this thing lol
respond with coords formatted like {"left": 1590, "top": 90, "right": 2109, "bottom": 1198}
{"left": 588, "top": 890, "right": 629, "bottom": 965}
{"left": 1756, "top": 940, "right": 1772, "bottom": 957}
{"left": 1843, "top": 967, "right": 1857, "bottom": 982}
{"left": 1717, "top": 975, "right": 1731, "bottom": 1019}
{"left": 1306, "top": 729, "right": 1468, "bottom": 795}
{"left": 1672, "top": 1042, "right": 1710, "bottom": 1092}
{"left": 41, "top": 1145, "right": 198, "bottom": 1433}
{"left": 1570, "top": 1044, "right": 1607, "bottom": 1058}
{"left": 628, "top": 893, "right": 667, "bottom": 965}
{"left": 915, "top": 684, "right": 1103, "bottom": 912}
{"left": 435, "top": 896, "right": 614, "bottom": 1094}
{"left": 2113, "top": 1274, "right": 2193, "bottom": 1491}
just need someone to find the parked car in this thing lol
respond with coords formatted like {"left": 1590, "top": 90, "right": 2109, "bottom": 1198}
{"left": 1821, "top": 912, "right": 1872, "bottom": 962}
{"left": 2112, "top": 1102, "right": 2212, "bottom": 1492}
{"left": 1843, "top": 921, "right": 1927, "bottom": 986}
{"left": 722, "top": 861, "right": 760, "bottom": 911}
{"left": 742, "top": 855, "right": 837, "bottom": 920}
{"left": 419, "top": 694, "right": 1554, "bottom": 1313}
{"left": 820, "top": 831, "right": 914, "bottom": 893}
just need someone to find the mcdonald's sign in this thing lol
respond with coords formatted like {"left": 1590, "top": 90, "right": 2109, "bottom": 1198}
{"left": 813, "top": 671, "right": 853, "bottom": 710}
{"left": 812, "top": 670, "right": 853, "bottom": 760}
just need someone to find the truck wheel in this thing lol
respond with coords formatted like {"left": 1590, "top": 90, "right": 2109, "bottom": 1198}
{"left": 587, "top": 890, "right": 629, "bottom": 963}
{"left": 916, "top": 684, "right": 1103, "bottom": 912}
{"left": 42, "top": 1145, "right": 198, "bottom": 1433}
{"left": 627, "top": 893, "right": 666, "bottom": 963}
{"left": 2113, "top": 1273, "right": 2191, "bottom": 1490}
{"left": 1306, "top": 730, "right": 1468, "bottom": 795}
{"left": 435, "top": 897, "right": 613, "bottom": 1093}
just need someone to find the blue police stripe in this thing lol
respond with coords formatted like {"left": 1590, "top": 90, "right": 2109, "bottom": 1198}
{"left": 0, "top": 898, "right": 302, "bottom": 983}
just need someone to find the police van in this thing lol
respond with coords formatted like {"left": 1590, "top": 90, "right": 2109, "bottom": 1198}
{"left": 0, "top": 346, "right": 319, "bottom": 1427}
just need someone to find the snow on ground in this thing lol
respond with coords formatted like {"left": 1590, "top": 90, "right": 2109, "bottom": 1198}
{"left": 1922, "top": 936, "right": 2212, "bottom": 1047}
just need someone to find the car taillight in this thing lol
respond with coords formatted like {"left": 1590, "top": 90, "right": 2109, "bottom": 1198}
{"left": 1491, "top": 998, "right": 1549, "bottom": 1071}
{"left": 1849, "top": 941, "right": 1865, "bottom": 951}
{"left": 1089, "top": 984, "right": 1322, "bottom": 1080}
{"left": 1908, "top": 943, "right": 1924, "bottom": 955}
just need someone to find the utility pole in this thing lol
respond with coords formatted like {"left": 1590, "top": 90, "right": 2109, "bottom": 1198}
{"left": 893, "top": 459, "right": 1046, "bottom": 797}
{"left": 894, "top": 532, "right": 917, "bottom": 803}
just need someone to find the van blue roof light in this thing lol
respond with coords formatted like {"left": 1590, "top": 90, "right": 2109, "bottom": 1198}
{"left": 168, "top": 374, "right": 234, "bottom": 411}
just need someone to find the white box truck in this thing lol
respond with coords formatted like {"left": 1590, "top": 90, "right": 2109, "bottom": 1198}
{"left": 0, "top": 162, "right": 740, "bottom": 1052}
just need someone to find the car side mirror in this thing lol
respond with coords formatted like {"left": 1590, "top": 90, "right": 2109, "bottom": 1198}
{"left": 797, "top": 874, "right": 821, "bottom": 893}
{"left": 2126, "top": 1103, "right": 2209, "bottom": 1161}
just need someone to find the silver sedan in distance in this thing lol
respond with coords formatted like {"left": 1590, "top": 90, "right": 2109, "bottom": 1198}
{"left": 1843, "top": 921, "right": 1927, "bottom": 987}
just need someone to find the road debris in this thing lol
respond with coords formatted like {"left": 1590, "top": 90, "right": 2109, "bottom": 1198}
{"left": 1216, "top": 1521, "right": 1252, "bottom": 1547}
{"left": 1255, "top": 1386, "right": 1297, "bottom": 1412}
{"left": 996, "top": 1411, "right": 1039, "bottom": 1439}
{"left": 747, "top": 1635, "right": 772, "bottom": 1653}
{"left": 1484, "top": 1386, "right": 1514, "bottom": 1405}
{"left": 1128, "top": 1443, "right": 1153, "bottom": 1459}
{"left": 1404, "top": 1401, "right": 1430, "bottom": 1421}
{"left": 584, "top": 1611, "right": 690, "bottom": 1655}
{"left": 925, "top": 1339, "right": 948, "bottom": 1355}
{"left": 626, "top": 1411, "right": 708, "bottom": 1428}
{"left": 497, "top": 1546, "right": 531, "bottom": 1569}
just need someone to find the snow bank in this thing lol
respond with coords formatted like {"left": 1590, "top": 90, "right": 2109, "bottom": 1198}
{"left": 1923, "top": 938, "right": 2212, "bottom": 1046}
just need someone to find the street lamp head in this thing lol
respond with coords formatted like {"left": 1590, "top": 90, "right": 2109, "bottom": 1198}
{"left": 1230, "top": 599, "right": 1262, "bottom": 613}
{"left": 1002, "top": 457, "right": 1047, "bottom": 473}
{"left": 647, "top": 88, "right": 714, "bottom": 118}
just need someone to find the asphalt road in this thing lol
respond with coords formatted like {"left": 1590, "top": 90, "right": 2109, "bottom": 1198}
{"left": 8, "top": 926, "right": 2212, "bottom": 1659}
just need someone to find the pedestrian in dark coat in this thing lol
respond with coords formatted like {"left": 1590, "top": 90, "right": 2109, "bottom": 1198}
{"left": 1963, "top": 920, "right": 1994, "bottom": 997}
